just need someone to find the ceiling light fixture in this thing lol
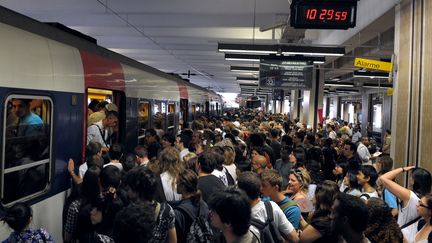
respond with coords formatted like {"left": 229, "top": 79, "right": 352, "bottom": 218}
{"left": 219, "top": 43, "right": 345, "bottom": 57}
{"left": 218, "top": 43, "right": 278, "bottom": 54}
{"left": 353, "top": 70, "right": 389, "bottom": 79}
{"left": 225, "top": 54, "right": 325, "bottom": 64}
{"left": 230, "top": 66, "right": 259, "bottom": 73}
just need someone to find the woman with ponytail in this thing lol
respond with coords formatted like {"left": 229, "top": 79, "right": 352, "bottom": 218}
{"left": 173, "top": 169, "right": 209, "bottom": 243}
{"left": 2, "top": 202, "right": 54, "bottom": 242}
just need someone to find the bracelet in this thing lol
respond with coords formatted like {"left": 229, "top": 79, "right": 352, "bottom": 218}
{"left": 401, "top": 167, "right": 405, "bottom": 172}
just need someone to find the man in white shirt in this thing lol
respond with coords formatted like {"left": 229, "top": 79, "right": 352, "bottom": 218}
{"left": 351, "top": 127, "right": 362, "bottom": 144}
{"left": 357, "top": 137, "right": 372, "bottom": 164}
{"left": 87, "top": 111, "right": 119, "bottom": 152}
{"left": 327, "top": 124, "right": 337, "bottom": 140}
{"left": 237, "top": 172, "right": 299, "bottom": 242}
{"left": 175, "top": 134, "right": 190, "bottom": 161}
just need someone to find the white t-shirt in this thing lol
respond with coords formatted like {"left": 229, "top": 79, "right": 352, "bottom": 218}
{"left": 79, "top": 162, "right": 88, "bottom": 178}
{"left": 399, "top": 191, "right": 420, "bottom": 242}
{"left": 160, "top": 171, "right": 182, "bottom": 202}
{"left": 211, "top": 169, "right": 228, "bottom": 186}
{"left": 360, "top": 190, "right": 379, "bottom": 201}
{"left": 103, "top": 162, "right": 123, "bottom": 171}
{"left": 250, "top": 201, "right": 295, "bottom": 238}
{"left": 223, "top": 164, "right": 237, "bottom": 183}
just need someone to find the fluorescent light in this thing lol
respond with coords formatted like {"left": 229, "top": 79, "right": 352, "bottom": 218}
{"left": 219, "top": 43, "right": 345, "bottom": 57}
{"left": 218, "top": 43, "right": 278, "bottom": 54}
{"left": 230, "top": 66, "right": 259, "bottom": 73}
{"left": 282, "top": 52, "right": 344, "bottom": 57}
{"left": 325, "top": 84, "right": 354, "bottom": 87}
{"left": 313, "top": 60, "right": 325, "bottom": 64}
{"left": 353, "top": 70, "right": 389, "bottom": 79}
{"left": 237, "top": 77, "right": 259, "bottom": 82}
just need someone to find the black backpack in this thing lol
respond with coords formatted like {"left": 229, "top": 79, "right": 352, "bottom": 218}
{"left": 176, "top": 200, "right": 215, "bottom": 243}
{"left": 250, "top": 201, "right": 284, "bottom": 243}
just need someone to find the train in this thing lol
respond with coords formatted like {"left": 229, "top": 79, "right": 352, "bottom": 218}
{"left": 0, "top": 6, "right": 222, "bottom": 240}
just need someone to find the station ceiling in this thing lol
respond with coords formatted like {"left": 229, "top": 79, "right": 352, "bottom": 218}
{"left": 1, "top": 0, "right": 397, "bottom": 96}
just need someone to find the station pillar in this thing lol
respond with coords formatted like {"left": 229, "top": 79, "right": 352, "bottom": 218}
{"left": 393, "top": 0, "right": 432, "bottom": 172}
{"left": 290, "top": 90, "right": 300, "bottom": 119}
{"left": 303, "top": 69, "right": 324, "bottom": 129}
{"left": 361, "top": 93, "right": 370, "bottom": 137}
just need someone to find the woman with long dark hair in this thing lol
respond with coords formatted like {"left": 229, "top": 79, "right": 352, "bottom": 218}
{"left": 299, "top": 180, "right": 339, "bottom": 243}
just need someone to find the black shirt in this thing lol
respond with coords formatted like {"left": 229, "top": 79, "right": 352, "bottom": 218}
{"left": 197, "top": 175, "right": 225, "bottom": 203}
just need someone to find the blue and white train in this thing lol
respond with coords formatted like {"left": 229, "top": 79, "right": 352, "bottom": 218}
{"left": 0, "top": 6, "right": 222, "bottom": 240}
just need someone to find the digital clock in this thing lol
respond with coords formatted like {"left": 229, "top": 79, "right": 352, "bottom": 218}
{"left": 290, "top": 1, "right": 357, "bottom": 29}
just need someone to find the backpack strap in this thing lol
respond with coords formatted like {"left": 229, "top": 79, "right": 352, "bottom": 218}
{"left": 279, "top": 199, "right": 298, "bottom": 212}
{"left": 176, "top": 203, "right": 196, "bottom": 222}
{"left": 264, "top": 201, "right": 274, "bottom": 223}
{"left": 401, "top": 216, "right": 421, "bottom": 229}
{"left": 90, "top": 124, "right": 108, "bottom": 147}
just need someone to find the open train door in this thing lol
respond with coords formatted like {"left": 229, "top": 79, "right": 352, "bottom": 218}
{"left": 180, "top": 98, "right": 188, "bottom": 129}
{"left": 80, "top": 50, "right": 126, "bottom": 158}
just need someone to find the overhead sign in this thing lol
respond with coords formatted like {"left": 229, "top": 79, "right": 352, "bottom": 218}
{"left": 272, "top": 89, "right": 284, "bottom": 101}
{"left": 354, "top": 58, "right": 393, "bottom": 72}
{"left": 259, "top": 59, "right": 313, "bottom": 89}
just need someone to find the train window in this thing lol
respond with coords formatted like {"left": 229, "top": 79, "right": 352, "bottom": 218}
{"left": 2, "top": 96, "right": 53, "bottom": 204}
{"left": 138, "top": 101, "right": 150, "bottom": 143}
{"left": 167, "top": 103, "right": 175, "bottom": 129}
{"left": 153, "top": 101, "right": 166, "bottom": 133}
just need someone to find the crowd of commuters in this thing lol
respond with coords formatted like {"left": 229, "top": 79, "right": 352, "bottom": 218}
{"left": 3, "top": 107, "right": 432, "bottom": 243}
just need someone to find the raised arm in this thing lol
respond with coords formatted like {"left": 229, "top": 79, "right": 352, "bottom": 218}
{"left": 380, "top": 166, "right": 415, "bottom": 205}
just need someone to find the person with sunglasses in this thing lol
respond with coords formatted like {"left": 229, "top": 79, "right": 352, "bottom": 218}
{"left": 286, "top": 169, "right": 313, "bottom": 218}
{"left": 380, "top": 165, "right": 432, "bottom": 242}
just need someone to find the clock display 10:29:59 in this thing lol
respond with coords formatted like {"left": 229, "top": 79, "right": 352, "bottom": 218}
{"left": 305, "top": 8, "right": 348, "bottom": 21}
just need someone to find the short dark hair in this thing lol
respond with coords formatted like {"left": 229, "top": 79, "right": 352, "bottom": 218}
{"left": 121, "top": 153, "right": 137, "bottom": 172}
{"left": 100, "top": 165, "right": 121, "bottom": 190}
{"left": 208, "top": 187, "right": 251, "bottom": 236}
{"left": 109, "top": 143, "right": 123, "bottom": 161}
{"left": 145, "top": 128, "right": 157, "bottom": 137}
{"left": 113, "top": 202, "right": 156, "bottom": 243}
{"left": 123, "top": 166, "right": 157, "bottom": 201}
{"left": 2, "top": 202, "right": 32, "bottom": 231}
{"left": 270, "top": 129, "right": 279, "bottom": 138}
{"left": 334, "top": 192, "right": 369, "bottom": 233}
{"left": 87, "top": 155, "right": 104, "bottom": 169}
{"left": 86, "top": 141, "right": 102, "bottom": 158}
{"left": 177, "top": 134, "right": 191, "bottom": 148}
{"left": 134, "top": 146, "right": 147, "bottom": 158}
{"left": 106, "top": 110, "right": 119, "bottom": 119}
{"left": 412, "top": 168, "right": 432, "bottom": 197}
{"left": 197, "top": 151, "right": 216, "bottom": 173}
{"left": 295, "top": 131, "right": 306, "bottom": 141}
{"left": 344, "top": 141, "right": 357, "bottom": 152}
{"left": 161, "top": 134, "right": 175, "bottom": 146}
{"left": 237, "top": 171, "right": 261, "bottom": 200}
{"left": 359, "top": 165, "right": 378, "bottom": 187}
{"left": 305, "top": 133, "right": 315, "bottom": 144}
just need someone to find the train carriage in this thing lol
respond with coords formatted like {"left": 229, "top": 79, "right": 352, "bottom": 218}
{"left": 0, "top": 6, "right": 221, "bottom": 240}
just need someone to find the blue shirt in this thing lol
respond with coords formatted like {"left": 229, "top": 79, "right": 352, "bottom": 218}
{"left": 17, "top": 112, "right": 43, "bottom": 137}
{"left": 383, "top": 188, "right": 398, "bottom": 209}
{"left": 262, "top": 196, "right": 301, "bottom": 229}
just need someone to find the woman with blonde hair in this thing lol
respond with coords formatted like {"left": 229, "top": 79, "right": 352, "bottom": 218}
{"left": 286, "top": 168, "right": 313, "bottom": 217}
{"left": 159, "top": 147, "right": 184, "bottom": 201}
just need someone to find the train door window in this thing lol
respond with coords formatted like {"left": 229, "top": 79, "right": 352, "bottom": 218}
{"left": 87, "top": 88, "right": 115, "bottom": 127}
{"left": 153, "top": 101, "right": 166, "bottom": 134}
{"left": 2, "top": 96, "right": 53, "bottom": 204}
{"left": 167, "top": 103, "right": 175, "bottom": 129}
{"left": 138, "top": 101, "right": 150, "bottom": 143}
